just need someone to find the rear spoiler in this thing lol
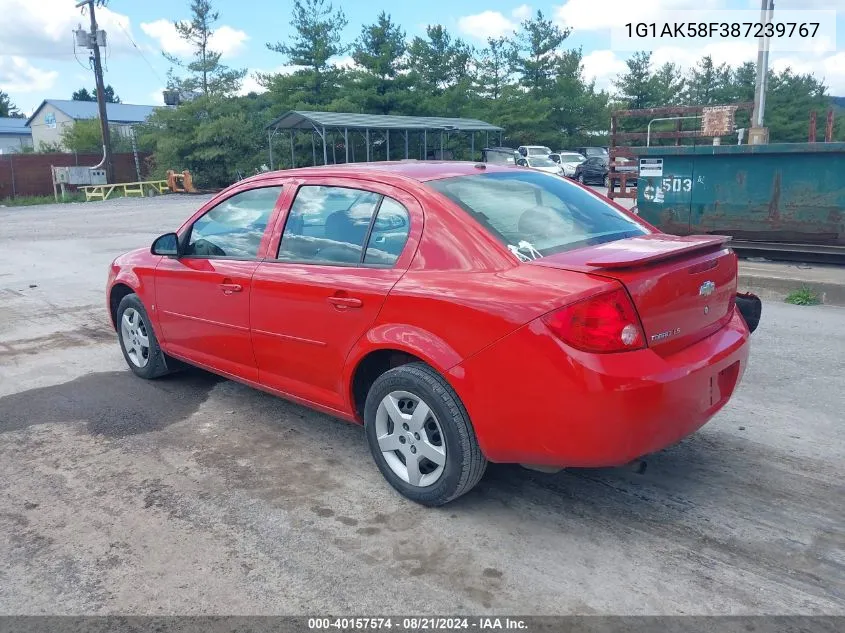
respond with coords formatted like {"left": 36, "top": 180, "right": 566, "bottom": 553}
{"left": 585, "top": 235, "right": 731, "bottom": 269}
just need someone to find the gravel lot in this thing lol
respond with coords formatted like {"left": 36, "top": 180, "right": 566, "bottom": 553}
{"left": 0, "top": 195, "right": 843, "bottom": 616}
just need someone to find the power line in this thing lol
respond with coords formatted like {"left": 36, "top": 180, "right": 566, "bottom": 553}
{"left": 115, "top": 19, "right": 167, "bottom": 85}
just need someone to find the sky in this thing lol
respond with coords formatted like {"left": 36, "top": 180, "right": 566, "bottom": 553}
{"left": 1, "top": 0, "right": 844, "bottom": 116}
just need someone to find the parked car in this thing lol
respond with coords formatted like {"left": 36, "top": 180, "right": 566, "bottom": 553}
{"left": 516, "top": 155, "right": 564, "bottom": 176}
{"left": 573, "top": 156, "right": 638, "bottom": 188}
{"left": 481, "top": 147, "right": 521, "bottom": 165}
{"left": 107, "top": 162, "right": 758, "bottom": 506}
{"left": 549, "top": 151, "right": 586, "bottom": 177}
{"left": 573, "top": 146, "right": 608, "bottom": 159}
{"left": 573, "top": 156, "right": 610, "bottom": 185}
{"left": 517, "top": 145, "right": 552, "bottom": 157}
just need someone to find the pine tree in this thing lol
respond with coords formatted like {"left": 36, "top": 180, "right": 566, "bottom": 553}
{"left": 475, "top": 37, "right": 511, "bottom": 101}
{"left": 348, "top": 12, "right": 407, "bottom": 114}
{"left": 265, "top": 0, "right": 348, "bottom": 100}
{"left": 164, "top": 0, "right": 246, "bottom": 97}
{"left": 509, "top": 10, "right": 570, "bottom": 95}
{"left": 613, "top": 51, "right": 657, "bottom": 110}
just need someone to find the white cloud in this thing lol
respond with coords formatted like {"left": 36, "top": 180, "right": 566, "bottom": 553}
{"left": 0, "top": 56, "right": 59, "bottom": 93}
{"left": 238, "top": 56, "right": 356, "bottom": 95}
{"left": 149, "top": 88, "right": 165, "bottom": 106}
{"left": 773, "top": 52, "right": 845, "bottom": 94}
{"left": 554, "top": 0, "right": 724, "bottom": 31}
{"left": 581, "top": 50, "right": 628, "bottom": 90}
{"left": 512, "top": 4, "right": 533, "bottom": 21}
{"left": 459, "top": 5, "right": 536, "bottom": 40}
{"left": 0, "top": 0, "right": 136, "bottom": 59}
{"left": 332, "top": 56, "right": 357, "bottom": 70}
{"left": 650, "top": 40, "right": 758, "bottom": 69}
{"left": 458, "top": 11, "right": 517, "bottom": 40}
{"left": 140, "top": 19, "right": 248, "bottom": 57}
{"left": 238, "top": 65, "right": 300, "bottom": 95}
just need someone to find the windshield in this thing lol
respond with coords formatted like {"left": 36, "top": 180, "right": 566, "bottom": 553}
{"left": 429, "top": 171, "right": 648, "bottom": 258}
{"left": 559, "top": 154, "right": 585, "bottom": 164}
{"left": 585, "top": 147, "right": 608, "bottom": 157}
{"left": 485, "top": 151, "right": 517, "bottom": 165}
{"left": 527, "top": 157, "right": 556, "bottom": 167}
{"left": 527, "top": 146, "right": 551, "bottom": 156}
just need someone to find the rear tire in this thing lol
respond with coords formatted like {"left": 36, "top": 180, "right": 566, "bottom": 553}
{"left": 364, "top": 362, "right": 487, "bottom": 506}
{"left": 116, "top": 293, "right": 171, "bottom": 380}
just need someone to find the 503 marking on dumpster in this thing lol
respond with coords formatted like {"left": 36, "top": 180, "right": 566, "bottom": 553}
{"left": 662, "top": 177, "right": 693, "bottom": 193}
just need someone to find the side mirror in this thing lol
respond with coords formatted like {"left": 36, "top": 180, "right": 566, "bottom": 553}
{"left": 151, "top": 232, "right": 180, "bottom": 257}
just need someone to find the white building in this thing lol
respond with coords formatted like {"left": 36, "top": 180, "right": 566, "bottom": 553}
{"left": 25, "top": 100, "right": 158, "bottom": 150}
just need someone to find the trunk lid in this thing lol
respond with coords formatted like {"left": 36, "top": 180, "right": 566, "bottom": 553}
{"left": 531, "top": 234, "right": 738, "bottom": 354}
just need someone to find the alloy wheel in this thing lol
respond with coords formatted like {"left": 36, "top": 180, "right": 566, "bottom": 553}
{"left": 374, "top": 390, "right": 447, "bottom": 487}
{"left": 120, "top": 307, "right": 150, "bottom": 368}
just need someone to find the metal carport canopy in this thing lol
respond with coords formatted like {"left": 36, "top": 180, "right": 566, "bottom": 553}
{"left": 266, "top": 110, "right": 503, "bottom": 132}
{"left": 265, "top": 110, "right": 504, "bottom": 169}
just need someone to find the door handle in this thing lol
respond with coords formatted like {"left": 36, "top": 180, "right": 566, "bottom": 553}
{"left": 327, "top": 296, "right": 363, "bottom": 309}
{"left": 219, "top": 281, "right": 243, "bottom": 294}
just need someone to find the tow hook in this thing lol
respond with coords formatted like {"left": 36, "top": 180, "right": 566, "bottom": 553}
{"left": 736, "top": 292, "right": 762, "bottom": 334}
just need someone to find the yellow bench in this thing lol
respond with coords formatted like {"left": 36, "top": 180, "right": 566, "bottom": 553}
{"left": 80, "top": 180, "right": 169, "bottom": 202}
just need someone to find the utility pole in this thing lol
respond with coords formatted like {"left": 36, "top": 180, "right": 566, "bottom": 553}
{"left": 76, "top": 0, "right": 114, "bottom": 182}
{"left": 750, "top": 0, "right": 774, "bottom": 144}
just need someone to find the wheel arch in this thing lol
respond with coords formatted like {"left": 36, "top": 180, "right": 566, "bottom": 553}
{"left": 344, "top": 325, "right": 464, "bottom": 422}
{"left": 109, "top": 282, "right": 137, "bottom": 330}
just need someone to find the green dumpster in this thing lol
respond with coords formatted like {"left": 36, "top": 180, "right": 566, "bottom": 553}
{"left": 635, "top": 143, "right": 845, "bottom": 246}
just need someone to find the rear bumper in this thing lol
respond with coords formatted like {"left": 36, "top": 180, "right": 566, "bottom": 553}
{"left": 448, "top": 310, "right": 751, "bottom": 467}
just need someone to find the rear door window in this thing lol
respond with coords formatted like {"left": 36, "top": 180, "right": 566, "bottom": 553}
{"left": 364, "top": 198, "right": 410, "bottom": 266}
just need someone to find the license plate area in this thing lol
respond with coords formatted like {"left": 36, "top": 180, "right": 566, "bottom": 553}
{"left": 711, "top": 361, "right": 741, "bottom": 406}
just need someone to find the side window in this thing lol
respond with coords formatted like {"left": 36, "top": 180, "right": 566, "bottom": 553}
{"left": 277, "top": 185, "right": 380, "bottom": 265}
{"left": 185, "top": 186, "right": 282, "bottom": 259}
{"left": 364, "top": 198, "right": 410, "bottom": 266}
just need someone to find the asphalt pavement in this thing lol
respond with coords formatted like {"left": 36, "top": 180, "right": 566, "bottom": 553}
{"left": 1, "top": 195, "right": 843, "bottom": 615}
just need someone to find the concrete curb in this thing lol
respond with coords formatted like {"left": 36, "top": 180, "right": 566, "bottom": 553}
{"left": 738, "top": 266, "right": 845, "bottom": 307}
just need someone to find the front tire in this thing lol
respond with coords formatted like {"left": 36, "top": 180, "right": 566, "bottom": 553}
{"left": 577, "top": 173, "right": 585, "bottom": 184}
{"left": 116, "top": 293, "right": 171, "bottom": 379}
{"left": 364, "top": 362, "right": 487, "bottom": 506}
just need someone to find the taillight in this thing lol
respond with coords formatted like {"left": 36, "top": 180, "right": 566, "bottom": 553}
{"left": 542, "top": 288, "right": 646, "bottom": 353}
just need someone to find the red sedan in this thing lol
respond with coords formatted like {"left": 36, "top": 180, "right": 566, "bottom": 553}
{"left": 107, "top": 162, "right": 759, "bottom": 506}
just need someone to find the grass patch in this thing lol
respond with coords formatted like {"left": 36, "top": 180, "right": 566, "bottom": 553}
{"left": 785, "top": 285, "right": 821, "bottom": 306}
{"left": 0, "top": 193, "right": 87, "bottom": 207}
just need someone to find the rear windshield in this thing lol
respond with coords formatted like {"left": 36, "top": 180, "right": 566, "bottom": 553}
{"left": 559, "top": 153, "right": 585, "bottom": 164}
{"left": 485, "top": 151, "right": 517, "bottom": 165}
{"left": 527, "top": 146, "right": 551, "bottom": 156}
{"left": 429, "top": 171, "right": 648, "bottom": 259}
